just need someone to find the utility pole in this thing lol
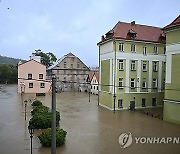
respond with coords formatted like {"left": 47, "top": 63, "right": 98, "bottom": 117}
{"left": 51, "top": 75, "right": 56, "bottom": 154}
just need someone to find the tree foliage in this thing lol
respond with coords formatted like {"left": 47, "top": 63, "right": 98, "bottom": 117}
{"left": 38, "top": 128, "right": 67, "bottom": 147}
{"left": 29, "top": 103, "right": 60, "bottom": 129}
{"left": 33, "top": 49, "right": 57, "bottom": 67}
{"left": 0, "top": 64, "right": 17, "bottom": 84}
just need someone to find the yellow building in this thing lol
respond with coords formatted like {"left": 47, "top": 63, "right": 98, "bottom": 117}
{"left": 97, "top": 21, "right": 166, "bottom": 111}
{"left": 162, "top": 15, "right": 180, "bottom": 124}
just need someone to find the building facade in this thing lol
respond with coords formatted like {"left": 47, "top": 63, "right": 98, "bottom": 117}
{"left": 98, "top": 21, "right": 166, "bottom": 110}
{"left": 162, "top": 15, "right": 180, "bottom": 124}
{"left": 48, "top": 52, "right": 90, "bottom": 92}
{"left": 87, "top": 73, "right": 99, "bottom": 95}
{"left": 18, "top": 56, "right": 51, "bottom": 94}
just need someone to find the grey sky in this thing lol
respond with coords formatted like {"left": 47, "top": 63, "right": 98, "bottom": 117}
{"left": 0, "top": 0, "right": 179, "bottom": 66}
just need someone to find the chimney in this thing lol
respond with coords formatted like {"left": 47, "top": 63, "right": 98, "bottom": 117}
{"left": 101, "top": 35, "right": 105, "bottom": 41}
{"left": 131, "top": 21, "right": 135, "bottom": 25}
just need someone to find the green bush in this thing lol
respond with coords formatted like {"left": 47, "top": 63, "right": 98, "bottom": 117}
{"left": 32, "top": 100, "right": 43, "bottom": 107}
{"left": 38, "top": 128, "right": 67, "bottom": 147}
{"left": 31, "top": 105, "right": 49, "bottom": 116}
{"left": 29, "top": 106, "right": 60, "bottom": 129}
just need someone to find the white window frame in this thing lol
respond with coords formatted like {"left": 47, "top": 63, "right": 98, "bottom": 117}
{"left": 131, "top": 60, "right": 136, "bottom": 70}
{"left": 119, "top": 60, "right": 124, "bottom": 70}
{"left": 118, "top": 99, "right": 123, "bottom": 109}
{"left": 142, "top": 81, "right": 146, "bottom": 89}
{"left": 40, "top": 83, "right": 45, "bottom": 88}
{"left": 154, "top": 46, "right": 158, "bottom": 54}
{"left": 130, "top": 78, "right": 135, "bottom": 88}
{"left": 153, "top": 79, "right": 158, "bottom": 89}
{"left": 28, "top": 73, "right": 32, "bottom": 80}
{"left": 29, "top": 82, "right": 33, "bottom": 88}
{"left": 153, "top": 61, "right": 158, "bottom": 72}
{"left": 118, "top": 78, "right": 123, "bottom": 88}
{"left": 142, "top": 62, "right": 147, "bottom": 71}
{"left": 39, "top": 74, "right": 43, "bottom": 79}
{"left": 131, "top": 44, "right": 136, "bottom": 53}
{"left": 119, "top": 43, "right": 124, "bottom": 52}
{"left": 143, "top": 46, "right": 147, "bottom": 55}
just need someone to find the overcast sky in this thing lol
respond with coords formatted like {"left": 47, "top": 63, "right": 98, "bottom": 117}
{"left": 0, "top": 0, "right": 179, "bottom": 66}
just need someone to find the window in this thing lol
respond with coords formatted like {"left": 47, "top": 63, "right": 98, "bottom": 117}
{"left": 119, "top": 60, "right": 124, "bottom": 70}
{"left": 119, "top": 43, "right": 124, "bottom": 52}
{"left": 142, "top": 81, "right": 146, "bottom": 89}
{"left": 119, "top": 78, "right": 123, "bottom": 88}
{"left": 131, "top": 44, "right": 136, "bottom": 53}
{"left": 131, "top": 60, "right": 136, "bottom": 70}
{"left": 152, "top": 98, "right": 157, "bottom": 106}
{"left": 153, "top": 79, "right": 157, "bottom": 89}
{"left": 97, "top": 86, "right": 98, "bottom": 90}
{"left": 130, "top": 78, "right": 135, "bottom": 88}
{"left": 164, "top": 47, "right": 166, "bottom": 54}
{"left": 118, "top": 99, "right": 123, "bottom": 108}
{"left": 71, "top": 57, "right": 74, "bottom": 62}
{"left": 77, "top": 62, "right": 80, "bottom": 68}
{"left": 153, "top": 62, "right": 158, "bottom": 72}
{"left": 64, "top": 70, "right": 66, "bottom": 74}
{"left": 142, "top": 62, "right": 147, "bottom": 71}
{"left": 142, "top": 98, "right": 146, "bottom": 107}
{"left": 163, "top": 78, "right": 165, "bottom": 90}
{"left": 29, "top": 83, "right": 33, "bottom": 88}
{"left": 28, "top": 73, "right": 32, "bottom": 79}
{"left": 64, "top": 62, "right": 66, "bottom": 68}
{"left": 143, "top": 46, "right": 147, "bottom": 55}
{"left": 164, "top": 62, "right": 166, "bottom": 72}
{"left": 64, "top": 77, "right": 66, "bottom": 81}
{"left": 39, "top": 74, "right": 43, "bottom": 79}
{"left": 40, "top": 83, "right": 45, "bottom": 88}
{"left": 154, "top": 46, "right": 158, "bottom": 54}
{"left": 71, "top": 64, "right": 73, "bottom": 68}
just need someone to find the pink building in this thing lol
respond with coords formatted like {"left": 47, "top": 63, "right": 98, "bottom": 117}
{"left": 18, "top": 57, "right": 51, "bottom": 94}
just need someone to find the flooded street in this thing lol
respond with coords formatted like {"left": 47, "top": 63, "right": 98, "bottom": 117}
{"left": 0, "top": 85, "right": 180, "bottom": 154}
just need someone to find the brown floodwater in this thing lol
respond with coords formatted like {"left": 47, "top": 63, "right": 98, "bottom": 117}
{"left": 0, "top": 85, "right": 180, "bottom": 154}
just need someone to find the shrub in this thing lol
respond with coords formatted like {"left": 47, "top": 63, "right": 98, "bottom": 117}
{"left": 38, "top": 128, "right": 67, "bottom": 147}
{"left": 32, "top": 100, "right": 43, "bottom": 107}
{"left": 31, "top": 105, "right": 49, "bottom": 116}
{"left": 29, "top": 106, "right": 60, "bottom": 129}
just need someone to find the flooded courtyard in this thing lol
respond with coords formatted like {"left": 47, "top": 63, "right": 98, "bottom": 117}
{"left": 0, "top": 85, "right": 180, "bottom": 154}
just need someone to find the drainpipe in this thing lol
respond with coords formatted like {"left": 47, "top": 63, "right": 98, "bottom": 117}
{"left": 113, "top": 39, "right": 117, "bottom": 113}
{"left": 98, "top": 45, "right": 100, "bottom": 106}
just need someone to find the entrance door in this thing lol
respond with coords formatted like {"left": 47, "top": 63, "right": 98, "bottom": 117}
{"left": 130, "top": 101, "right": 135, "bottom": 110}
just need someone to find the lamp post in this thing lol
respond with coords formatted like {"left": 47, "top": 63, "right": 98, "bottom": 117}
{"left": 24, "top": 100, "right": 28, "bottom": 120}
{"left": 28, "top": 125, "right": 34, "bottom": 154}
{"left": 51, "top": 74, "right": 56, "bottom": 154}
{"left": 89, "top": 82, "right": 91, "bottom": 102}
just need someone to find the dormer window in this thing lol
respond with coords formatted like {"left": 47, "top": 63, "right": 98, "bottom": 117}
{"left": 128, "top": 29, "right": 137, "bottom": 39}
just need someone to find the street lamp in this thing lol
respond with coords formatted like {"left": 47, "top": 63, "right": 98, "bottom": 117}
{"left": 28, "top": 125, "right": 34, "bottom": 154}
{"left": 24, "top": 100, "right": 28, "bottom": 120}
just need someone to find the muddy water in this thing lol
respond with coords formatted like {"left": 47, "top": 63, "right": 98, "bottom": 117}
{"left": 0, "top": 85, "right": 180, "bottom": 154}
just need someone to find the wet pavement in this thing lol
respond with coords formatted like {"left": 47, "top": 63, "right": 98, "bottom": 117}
{"left": 0, "top": 85, "right": 180, "bottom": 154}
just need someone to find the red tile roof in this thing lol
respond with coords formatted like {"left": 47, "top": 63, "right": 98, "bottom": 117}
{"left": 66, "top": 52, "right": 75, "bottom": 57}
{"left": 162, "top": 15, "right": 180, "bottom": 30}
{"left": 88, "top": 73, "right": 99, "bottom": 82}
{"left": 99, "top": 21, "right": 165, "bottom": 44}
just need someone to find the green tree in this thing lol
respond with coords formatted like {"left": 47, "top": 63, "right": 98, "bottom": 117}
{"left": 0, "top": 64, "right": 17, "bottom": 84}
{"left": 33, "top": 49, "right": 57, "bottom": 67}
